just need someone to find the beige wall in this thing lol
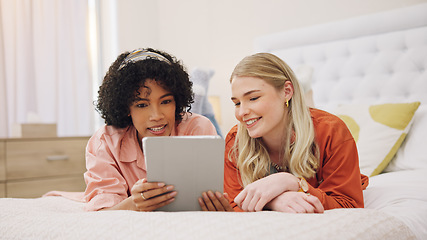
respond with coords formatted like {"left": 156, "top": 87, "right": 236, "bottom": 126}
{"left": 107, "top": 0, "right": 427, "bottom": 135}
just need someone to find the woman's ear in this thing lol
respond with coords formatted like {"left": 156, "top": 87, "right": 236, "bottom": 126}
{"left": 283, "top": 80, "right": 294, "bottom": 101}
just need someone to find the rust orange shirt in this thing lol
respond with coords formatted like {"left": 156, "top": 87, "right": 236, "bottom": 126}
{"left": 224, "top": 108, "right": 369, "bottom": 211}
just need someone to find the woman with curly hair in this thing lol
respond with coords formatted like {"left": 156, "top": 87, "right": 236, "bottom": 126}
{"left": 199, "top": 52, "right": 368, "bottom": 213}
{"left": 84, "top": 48, "right": 217, "bottom": 211}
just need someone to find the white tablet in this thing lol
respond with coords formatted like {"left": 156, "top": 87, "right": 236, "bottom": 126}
{"left": 142, "top": 135, "right": 224, "bottom": 211}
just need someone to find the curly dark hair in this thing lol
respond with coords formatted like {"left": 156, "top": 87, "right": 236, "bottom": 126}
{"left": 96, "top": 48, "right": 194, "bottom": 128}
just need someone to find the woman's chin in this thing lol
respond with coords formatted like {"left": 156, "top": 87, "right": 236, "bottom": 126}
{"left": 247, "top": 130, "right": 262, "bottom": 139}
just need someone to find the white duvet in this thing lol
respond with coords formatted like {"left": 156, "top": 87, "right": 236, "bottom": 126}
{"left": 364, "top": 169, "right": 427, "bottom": 240}
{"left": 0, "top": 195, "right": 415, "bottom": 240}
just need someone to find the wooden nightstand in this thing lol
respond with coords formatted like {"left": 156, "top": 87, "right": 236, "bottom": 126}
{"left": 0, "top": 136, "right": 89, "bottom": 198}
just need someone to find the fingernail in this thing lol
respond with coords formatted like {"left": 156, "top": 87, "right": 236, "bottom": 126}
{"left": 169, "top": 191, "right": 177, "bottom": 197}
{"left": 215, "top": 192, "right": 222, "bottom": 198}
{"left": 166, "top": 185, "right": 174, "bottom": 190}
{"left": 208, "top": 191, "right": 215, "bottom": 197}
{"left": 158, "top": 182, "right": 165, "bottom": 187}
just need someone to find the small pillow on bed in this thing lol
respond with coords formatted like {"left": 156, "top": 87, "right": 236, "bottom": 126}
{"left": 385, "top": 105, "right": 427, "bottom": 172}
{"left": 334, "top": 102, "right": 420, "bottom": 177}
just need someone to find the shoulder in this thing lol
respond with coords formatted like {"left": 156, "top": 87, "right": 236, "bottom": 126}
{"left": 310, "top": 108, "right": 355, "bottom": 153}
{"left": 175, "top": 112, "right": 217, "bottom": 136}
{"left": 310, "top": 108, "right": 344, "bottom": 125}
{"left": 225, "top": 125, "right": 238, "bottom": 146}
{"left": 224, "top": 125, "right": 238, "bottom": 163}
{"left": 310, "top": 108, "right": 352, "bottom": 139}
{"left": 91, "top": 125, "right": 129, "bottom": 140}
{"left": 87, "top": 125, "right": 132, "bottom": 151}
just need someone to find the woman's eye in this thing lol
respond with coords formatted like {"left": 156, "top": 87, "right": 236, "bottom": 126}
{"left": 162, "top": 99, "right": 172, "bottom": 104}
{"left": 234, "top": 102, "right": 240, "bottom": 107}
{"left": 250, "top": 97, "right": 260, "bottom": 101}
{"left": 137, "top": 103, "right": 148, "bottom": 108}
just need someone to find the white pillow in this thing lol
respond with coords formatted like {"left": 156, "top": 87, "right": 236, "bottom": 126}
{"left": 385, "top": 105, "right": 427, "bottom": 172}
{"left": 334, "top": 102, "right": 420, "bottom": 176}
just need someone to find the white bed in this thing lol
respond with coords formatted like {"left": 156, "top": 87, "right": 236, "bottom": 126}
{"left": 1, "top": 4, "right": 427, "bottom": 240}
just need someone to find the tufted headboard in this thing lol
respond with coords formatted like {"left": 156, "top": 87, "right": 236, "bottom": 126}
{"left": 254, "top": 3, "right": 427, "bottom": 113}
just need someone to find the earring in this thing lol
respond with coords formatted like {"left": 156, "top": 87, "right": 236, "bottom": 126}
{"left": 286, "top": 100, "right": 289, "bottom": 107}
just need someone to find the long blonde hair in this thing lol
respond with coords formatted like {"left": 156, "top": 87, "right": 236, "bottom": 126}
{"left": 230, "top": 53, "right": 319, "bottom": 187}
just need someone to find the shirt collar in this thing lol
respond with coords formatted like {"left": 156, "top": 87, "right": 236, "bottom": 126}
{"left": 118, "top": 126, "right": 146, "bottom": 170}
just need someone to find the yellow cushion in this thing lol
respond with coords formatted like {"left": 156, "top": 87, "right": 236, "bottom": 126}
{"left": 334, "top": 102, "right": 420, "bottom": 176}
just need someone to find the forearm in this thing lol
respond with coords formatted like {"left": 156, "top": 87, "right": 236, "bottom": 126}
{"left": 307, "top": 187, "right": 361, "bottom": 209}
{"left": 100, "top": 197, "right": 136, "bottom": 211}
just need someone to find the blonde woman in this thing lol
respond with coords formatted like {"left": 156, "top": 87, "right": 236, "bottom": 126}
{"left": 199, "top": 53, "right": 368, "bottom": 213}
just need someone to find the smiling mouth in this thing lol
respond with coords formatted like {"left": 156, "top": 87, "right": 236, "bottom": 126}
{"left": 245, "top": 117, "right": 261, "bottom": 127}
{"left": 148, "top": 125, "right": 166, "bottom": 132}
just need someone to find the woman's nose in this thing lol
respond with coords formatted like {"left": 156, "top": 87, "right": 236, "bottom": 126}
{"left": 237, "top": 104, "right": 249, "bottom": 118}
{"left": 149, "top": 106, "right": 164, "bottom": 121}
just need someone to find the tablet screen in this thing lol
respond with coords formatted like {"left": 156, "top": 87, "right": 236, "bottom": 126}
{"left": 143, "top": 136, "right": 224, "bottom": 211}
